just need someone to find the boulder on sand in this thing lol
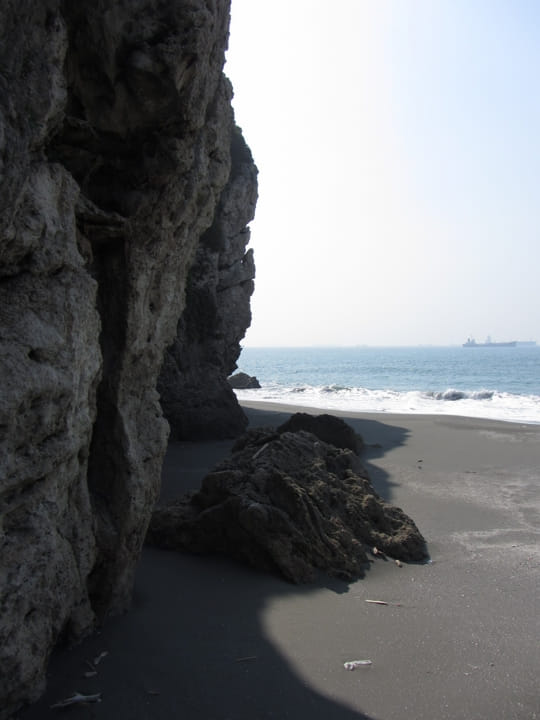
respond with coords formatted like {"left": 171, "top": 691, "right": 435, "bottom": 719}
{"left": 228, "top": 371, "right": 261, "bottom": 389}
{"left": 277, "top": 412, "right": 363, "bottom": 453}
{"left": 148, "top": 422, "right": 428, "bottom": 583}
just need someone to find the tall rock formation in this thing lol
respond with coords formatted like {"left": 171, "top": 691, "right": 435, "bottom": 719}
{"left": 158, "top": 125, "right": 257, "bottom": 439}
{"left": 0, "top": 1, "right": 256, "bottom": 716}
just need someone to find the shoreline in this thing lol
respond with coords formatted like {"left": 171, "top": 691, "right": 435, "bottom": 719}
{"left": 21, "top": 404, "right": 540, "bottom": 720}
{"left": 236, "top": 394, "right": 540, "bottom": 427}
{"left": 239, "top": 397, "right": 538, "bottom": 428}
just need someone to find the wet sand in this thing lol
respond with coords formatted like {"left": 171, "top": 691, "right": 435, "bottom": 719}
{"left": 21, "top": 404, "right": 540, "bottom": 720}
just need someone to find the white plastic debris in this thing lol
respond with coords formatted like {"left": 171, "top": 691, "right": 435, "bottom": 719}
{"left": 344, "top": 660, "right": 372, "bottom": 670}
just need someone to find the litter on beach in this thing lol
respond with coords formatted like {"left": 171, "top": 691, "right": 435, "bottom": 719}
{"left": 364, "top": 599, "right": 402, "bottom": 606}
{"left": 344, "top": 660, "right": 372, "bottom": 670}
{"left": 50, "top": 691, "right": 102, "bottom": 708}
{"left": 93, "top": 651, "right": 108, "bottom": 666}
{"left": 83, "top": 650, "right": 109, "bottom": 677}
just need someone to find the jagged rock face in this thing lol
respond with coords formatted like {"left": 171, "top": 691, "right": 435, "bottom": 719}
{"left": 0, "top": 1, "right": 253, "bottom": 716}
{"left": 148, "top": 426, "right": 429, "bottom": 582}
{"left": 158, "top": 125, "right": 258, "bottom": 440}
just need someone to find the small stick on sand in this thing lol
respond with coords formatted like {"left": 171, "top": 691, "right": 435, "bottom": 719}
{"left": 93, "top": 651, "right": 108, "bottom": 666}
{"left": 365, "top": 599, "right": 402, "bottom": 607}
{"left": 50, "top": 692, "right": 102, "bottom": 708}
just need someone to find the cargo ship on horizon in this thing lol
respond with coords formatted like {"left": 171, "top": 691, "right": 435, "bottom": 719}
{"left": 463, "top": 336, "right": 516, "bottom": 348}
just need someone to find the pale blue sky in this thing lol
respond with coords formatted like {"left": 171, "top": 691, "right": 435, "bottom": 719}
{"left": 225, "top": 0, "right": 540, "bottom": 346}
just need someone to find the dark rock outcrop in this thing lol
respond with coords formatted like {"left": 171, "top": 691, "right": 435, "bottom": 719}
{"left": 228, "top": 371, "right": 261, "bottom": 389}
{"left": 158, "top": 126, "right": 258, "bottom": 440}
{"left": 148, "top": 426, "right": 428, "bottom": 583}
{"left": 277, "top": 412, "right": 363, "bottom": 453}
{"left": 0, "top": 1, "right": 255, "bottom": 716}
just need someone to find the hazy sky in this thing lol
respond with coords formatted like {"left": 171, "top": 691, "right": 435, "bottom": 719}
{"left": 225, "top": 0, "right": 540, "bottom": 347}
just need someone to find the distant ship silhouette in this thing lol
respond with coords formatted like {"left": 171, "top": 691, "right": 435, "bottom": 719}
{"left": 463, "top": 336, "right": 516, "bottom": 348}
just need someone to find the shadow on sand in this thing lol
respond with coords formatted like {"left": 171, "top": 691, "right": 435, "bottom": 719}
{"left": 344, "top": 415, "right": 409, "bottom": 503}
{"left": 23, "top": 549, "right": 379, "bottom": 720}
{"left": 21, "top": 407, "right": 409, "bottom": 720}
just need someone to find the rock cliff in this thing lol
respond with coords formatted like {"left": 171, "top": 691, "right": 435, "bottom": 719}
{"left": 158, "top": 125, "right": 257, "bottom": 440}
{"left": 0, "top": 1, "right": 256, "bottom": 716}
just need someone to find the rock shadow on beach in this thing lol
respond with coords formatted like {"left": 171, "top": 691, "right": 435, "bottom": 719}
{"left": 21, "top": 547, "right": 378, "bottom": 720}
{"left": 20, "top": 410, "right": 416, "bottom": 720}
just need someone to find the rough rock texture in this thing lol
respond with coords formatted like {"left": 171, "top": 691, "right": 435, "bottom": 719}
{"left": 0, "top": 1, "right": 255, "bottom": 716}
{"left": 228, "top": 371, "right": 261, "bottom": 389}
{"left": 148, "top": 427, "right": 429, "bottom": 582}
{"left": 158, "top": 125, "right": 258, "bottom": 440}
{"left": 277, "top": 412, "right": 363, "bottom": 453}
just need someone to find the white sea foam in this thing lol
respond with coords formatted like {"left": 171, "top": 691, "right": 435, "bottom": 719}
{"left": 234, "top": 384, "right": 540, "bottom": 424}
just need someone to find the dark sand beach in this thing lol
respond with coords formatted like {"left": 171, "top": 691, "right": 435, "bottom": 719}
{"left": 22, "top": 403, "right": 540, "bottom": 720}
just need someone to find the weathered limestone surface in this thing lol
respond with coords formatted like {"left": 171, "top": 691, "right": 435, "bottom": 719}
{"left": 158, "top": 125, "right": 258, "bottom": 440}
{"left": 0, "top": 1, "right": 255, "bottom": 716}
{"left": 148, "top": 421, "right": 429, "bottom": 582}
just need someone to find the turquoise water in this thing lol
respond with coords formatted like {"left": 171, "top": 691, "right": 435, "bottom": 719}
{"left": 234, "top": 346, "right": 540, "bottom": 423}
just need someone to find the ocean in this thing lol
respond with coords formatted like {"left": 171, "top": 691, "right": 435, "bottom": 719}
{"left": 233, "top": 345, "right": 540, "bottom": 424}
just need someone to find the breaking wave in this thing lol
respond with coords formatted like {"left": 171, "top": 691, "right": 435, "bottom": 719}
{"left": 429, "top": 389, "right": 495, "bottom": 401}
{"left": 234, "top": 384, "right": 540, "bottom": 424}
